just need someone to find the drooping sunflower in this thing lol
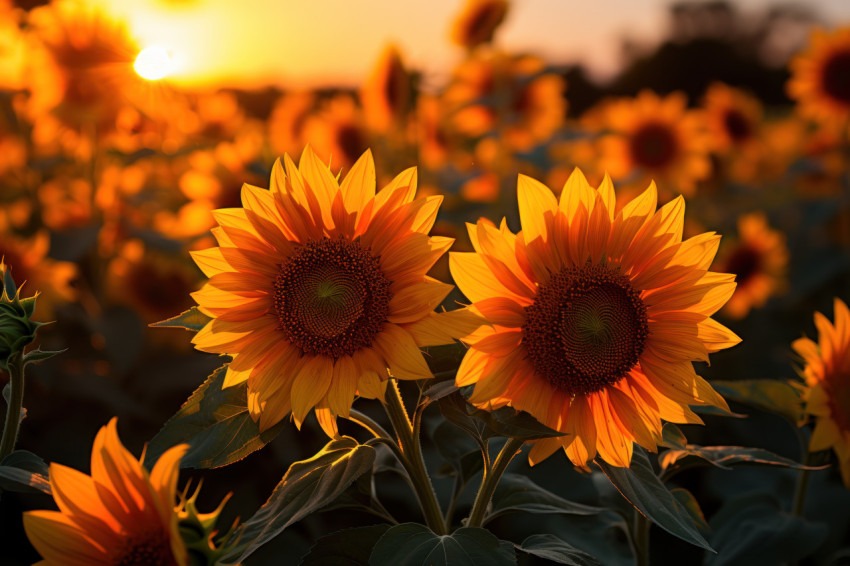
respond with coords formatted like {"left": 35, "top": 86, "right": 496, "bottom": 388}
{"left": 360, "top": 44, "right": 413, "bottom": 134}
{"left": 191, "top": 147, "right": 480, "bottom": 435}
{"left": 23, "top": 418, "right": 190, "bottom": 566}
{"left": 788, "top": 27, "right": 850, "bottom": 123}
{"left": 451, "top": 0, "right": 509, "bottom": 49}
{"left": 794, "top": 298, "right": 850, "bottom": 487}
{"left": 598, "top": 90, "right": 710, "bottom": 196}
{"left": 451, "top": 169, "right": 740, "bottom": 468}
{"left": 716, "top": 212, "right": 788, "bottom": 320}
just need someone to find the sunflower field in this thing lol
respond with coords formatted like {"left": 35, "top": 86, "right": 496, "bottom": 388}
{"left": 1, "top": 0, "right": 850, "bottom": 564}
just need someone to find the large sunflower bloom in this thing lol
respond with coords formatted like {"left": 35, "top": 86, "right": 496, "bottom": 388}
{"left": 191, "top": 147, "right": 479, "bottom": 434}
{"left": 788, "top": 27, "right": 850, "bottom": 123}
{"left": 23, "top": 418, "right": 189, "bottom": 566}
{"left": 450, "top": 169, "right": 740, "bottom": 468}
{"left": 794, "top": 298, "right": 850, "bottom": 487}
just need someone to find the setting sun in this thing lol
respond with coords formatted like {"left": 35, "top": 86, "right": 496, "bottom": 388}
{"left": 133, "top": 45, "right": 173, "bottom": 80}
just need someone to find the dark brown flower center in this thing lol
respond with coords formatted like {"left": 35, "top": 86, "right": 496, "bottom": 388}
{"left": 337, "top": 125, "right": 368, "bottom": 166}
{"left": 522, "top": 263, "right": 648, "bottom": 395}
{"left": 629, "top": 123, "right": 677, "bottom": 169}
{"left": 822, "top": 50, "right": 850, "bottom": 104}
{"left": 273, "top": 237, "right": 391, "bottom": 358}
{"left": 114, "top": 529, "right": 176, "bottom": 566}
{"left": 826, "top": 375, "right": 850, "bottom": 433}
{"left": 724, "top": 245, "right": 761, "bottom": 285}
{"left": 723, "top": 109, "right": 752, "bottom": 142}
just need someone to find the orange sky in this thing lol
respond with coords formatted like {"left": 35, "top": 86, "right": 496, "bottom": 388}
{"left": 92, "top": 0, "right": 850, "bottom": 89}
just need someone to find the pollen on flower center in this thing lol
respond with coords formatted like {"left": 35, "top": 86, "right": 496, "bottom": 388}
{"left": 273, "top": 237, "right": 391, "bottom": 358}
{"left": 114, "top": 529, "right": 176, "bottom": 566}
{"left": 630, "top": 123, "right": 677, "bottom": 168}
{"left": 522, "top": 263, "right": 649, "bottom": 395}
{"left": 822, "top": 50, "right": 850, "bottom": 103}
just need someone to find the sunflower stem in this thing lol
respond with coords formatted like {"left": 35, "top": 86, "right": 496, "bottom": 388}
{"left": 792, "top": 450, "right": 814, "bottom": 518}
{"left": 0, "top": 351, "right": 26, "bottom": 460}
{"left": 466, "top": 436, "right": 525, "bottom": 528}
{"left": 383, "top": 380, "right": 447, "bottom": 535}
{"left": 632, "top": 510, "right": 651, "bottom": 566}
{"left": 346, "top": 408, "right": 395, "bottom": 442}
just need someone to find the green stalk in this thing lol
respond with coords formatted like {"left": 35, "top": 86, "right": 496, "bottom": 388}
{"left": 466, "top": 436, "right": 524, "bottom": 528}
{"left": 384, "top": 380, "right": 447, "bottom": 535}
{"left": 0, "top": 351, "right": 25, "bottom": 460}
{"left": 632, "top": 510, "right": 650, "bottom": 566}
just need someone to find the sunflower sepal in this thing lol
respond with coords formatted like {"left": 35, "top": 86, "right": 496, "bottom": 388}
{"left": 176, "top": 481, "right": 241, "bottom": 566}
{"left": 150, "top": 306, "right": 213, "bottom": 333}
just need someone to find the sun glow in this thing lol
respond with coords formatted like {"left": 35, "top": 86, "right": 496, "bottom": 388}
{"left": 134, "top": 46, "right": 173, "bottom": 80}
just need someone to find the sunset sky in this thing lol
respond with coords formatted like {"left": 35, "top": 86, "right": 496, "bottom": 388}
{"left": 90, "top": 0, "right": 850, "bottom": 89}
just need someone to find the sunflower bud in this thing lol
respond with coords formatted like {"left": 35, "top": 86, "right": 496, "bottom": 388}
{"left": 176, "top": 481, "right": 240, "bottom": 566}
{"left": 0, "top": 259, "right": 43, "bottom": 372}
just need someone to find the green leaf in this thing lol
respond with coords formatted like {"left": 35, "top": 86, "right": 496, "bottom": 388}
{"left": 596, "top": 446, "right": 714, "bottom": 552}
{"left": 660, "top": 445, "right": 821, "bottom": 475}
{"left": 468, "top": 405, "right": 566, "bottom": 440}
{"left": 711, "top": 379, "right": 803, "bottom": 423}
{"left": 706, "top": 493, "right": 828, "bottom": 565}
{"left": 659, "top": 423, "right": 821, "bottom": 475}
{"left": 149, "top": 307, "right": 212, "bottom": 333}
{"left": 144, "top": 364, "right": 283, "bottom": 469}
{"left": 485, "top": 473, "right": 604, "bottom": 524}
{"left": 422, "top": 380, "right": 460, "bottom": 404}
{"left": 299, "top": 524, "right": 391, "bottom": 565}
{"left": 515, "top": 534, "right": 603, "bottom": 566}
{"left": 670, "top": 488, "right": 709, "bottom": 533}
{"left": 23, "top": 348, "right": 66, "bottom": 366}
{"left": 230, "top": 436, "right": 376, "bottom": 562}
{"left": 438, "top": 391, "right": 565, "bottom": 442}
{"left": 432, "top": 420, "right": 481, "bottom": 477}
{"left": 370, "top": 524, "right": 517, "bottom": 566}
{"left": 0, "top": 450, "right": 51, "bottom": 495}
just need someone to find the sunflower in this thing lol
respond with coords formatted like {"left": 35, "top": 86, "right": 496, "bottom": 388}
{"left": 788, "top": 27, "right": 850, "bottom": 123}
{"left": 701, "top": 82, "right": 764, "bottom": 182}
{"left": 23, "top": 418, "right": 189, "bottom": 566}
{"left": 443, "top": 52, "right": 565, "bottom": 150}
{"left": 190, "top": 147, "right": 480, "bottom": 435}
{"left": 598, "top": 90, "right": 710, "bottom": 196}
{"left": 794, "top": 298, "right": 850, "bottom": 487}
{"left": 451, "top": 0, "right": 509, "bottom": 49}
{"left": 302, "top": 95, "right": 371, "bottom": 170}
{"left": 450, "top": 169, "right": 740, "bottom": 468}
{"left": 360, "top": 44, "right": 413, "bottom": 134}
{"left": 25, "top": 1, "right": 139, "bottom": 136}
{"left": 716, "top": 212, "right": 788, "bottom": 319}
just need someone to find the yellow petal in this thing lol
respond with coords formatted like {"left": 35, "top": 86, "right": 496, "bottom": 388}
{"left": 517, "top": 174, "right": 558, "bottom": 246}
{"left": 290, "top": 356, "right": 334, "bottom": 428}
{"left": 373, "top": 323, "right": 433, "bottom": 381}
